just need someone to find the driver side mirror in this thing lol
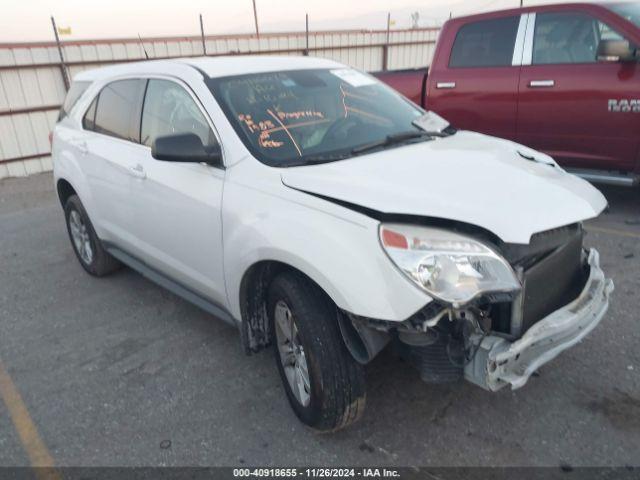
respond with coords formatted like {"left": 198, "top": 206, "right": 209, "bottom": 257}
{"left": 597, "top": 39, "right": 638, "bottom": 62}
{"left": 151, "top": 133, "right": 222, "bottom": 166}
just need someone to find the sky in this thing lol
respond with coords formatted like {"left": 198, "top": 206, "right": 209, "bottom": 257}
{"left": 0, "top": 0, "right": 601, "bottom": 43}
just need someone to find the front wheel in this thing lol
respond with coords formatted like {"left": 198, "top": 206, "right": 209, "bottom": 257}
{"left": 268, "top": 272, "right": 366, "bottom": 431}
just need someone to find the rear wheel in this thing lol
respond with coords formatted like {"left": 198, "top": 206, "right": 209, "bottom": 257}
{"left": 268, "top": 272, "right": 366, "bottom": 431}
{"left": 64, "top": 195, "right": 121, "bottom": 276}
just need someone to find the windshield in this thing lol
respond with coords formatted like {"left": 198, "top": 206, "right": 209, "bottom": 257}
{"left": 606, "top": 2, "right": 640, "bottom": 28}
{"left": 207, "top": 68, "right": 426, "bottom": 167}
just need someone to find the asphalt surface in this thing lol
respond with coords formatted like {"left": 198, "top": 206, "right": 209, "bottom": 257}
{"left": 0, "top": 172, "right": 639, "bottom": 468}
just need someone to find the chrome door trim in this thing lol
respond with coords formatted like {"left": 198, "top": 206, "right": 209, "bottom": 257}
{"left": 436, "top": 82, "right": 456, "bottom": 89}
{"left": 512, "top": 14, "right": 530, "bottom": 66}
{"left": 522, "top": 13, "right": 536, "bottom": 66}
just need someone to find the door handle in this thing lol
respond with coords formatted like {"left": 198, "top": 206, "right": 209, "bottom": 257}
{"left": 129, "top": 164, "right": 146, "bottom": 179}
{"left": 436, "top": 82, "right": 456, "bottom": 89}
{"left": 76, "top": 140, "right": 88, "bottom": 156}
{"left": 529, "top": 80, "right": 555, "bottom": 88}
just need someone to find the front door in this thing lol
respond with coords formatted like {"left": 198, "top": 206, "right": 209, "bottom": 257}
{"left": 127, "top": 78, "right": 227, "bottom": 305}
{"left": 517, "top": 11, "right": 640, "bottom": 171}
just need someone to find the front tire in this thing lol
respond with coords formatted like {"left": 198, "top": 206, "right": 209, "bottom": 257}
{"left": 268, "top": 272, "right": 366, "bottom": 431}
{"left": 64, "top": 195, "right": 121, "bottom": 277}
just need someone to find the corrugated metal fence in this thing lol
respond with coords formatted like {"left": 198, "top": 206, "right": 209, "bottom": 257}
{"left": 0, "top": 27, "right": 439, "bottom": 179}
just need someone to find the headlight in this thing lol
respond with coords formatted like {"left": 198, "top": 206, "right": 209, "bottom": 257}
{"left": 380, "top": 224, "right": 520, "bottom": 306}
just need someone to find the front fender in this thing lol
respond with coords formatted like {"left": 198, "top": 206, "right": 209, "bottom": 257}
{"left": 222, "top": 172, "right": 432, "bottom": 323}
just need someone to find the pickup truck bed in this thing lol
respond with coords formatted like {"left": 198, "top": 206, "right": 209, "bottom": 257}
{"left": 372, "top": 68, "right": 428, "bottom": 108}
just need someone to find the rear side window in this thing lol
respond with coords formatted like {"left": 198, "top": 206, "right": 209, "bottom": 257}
{"left": 449, "top": 16, "right": 520, "bottom": 68}
{"left": 58, "top": 81, "right": 91, "bottom": 121}
{"left": 82, "top": 97, "right": 98, "bottom": 131}
{"left": 93, "top": 79, "right": 145, "bottom": 142}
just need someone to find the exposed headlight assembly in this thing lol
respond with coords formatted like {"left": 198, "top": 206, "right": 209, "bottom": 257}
{"left": 380, "top": 224, "right": 521, "bottom": 306}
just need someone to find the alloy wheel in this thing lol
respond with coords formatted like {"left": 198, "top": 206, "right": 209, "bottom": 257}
{"left": 69, "top": 209, "right": 94, "bottom": 265}
{"left": 274, "top": 300, "right": 311, "bottom": 407}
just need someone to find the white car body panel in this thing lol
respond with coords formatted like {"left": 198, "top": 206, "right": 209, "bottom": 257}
{"left": 221, "top": 159, "right": 433, "bottom": 322}
{"left": 281, "top": 131, "right": 607, "bottom": 244}
{"left": 52, "top": 56, "right": 608, "bottom": 328}
{"left": 127, "top": 146, "right": 227, "bottom": 305}
{"left": 73, "top": 56, "right": 345, "bottom": 82}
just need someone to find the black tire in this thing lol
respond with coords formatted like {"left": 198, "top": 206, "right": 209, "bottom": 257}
{"left": 268, "top": 272, "right": 366, "bottom": 431}
{"left": 64, "top": 195, "right": 121, "bottom": 277}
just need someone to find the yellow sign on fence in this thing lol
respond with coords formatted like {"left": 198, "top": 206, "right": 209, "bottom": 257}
{"left": 57, "top": 26, "right": 72, "bottom": 35}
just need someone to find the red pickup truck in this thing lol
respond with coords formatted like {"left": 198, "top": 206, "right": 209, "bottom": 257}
{"left": 375, "top": 2, "right": 640, "bottom": 186}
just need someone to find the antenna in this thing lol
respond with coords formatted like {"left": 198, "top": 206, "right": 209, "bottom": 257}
{"left": 252, "top": 0, "right": 260, "bottom": 38}
{"left": 50, "top": 15, "right": 70, "bottom": 90}
{"left": 138, "top": 34, "right": 150, "bottom": 59}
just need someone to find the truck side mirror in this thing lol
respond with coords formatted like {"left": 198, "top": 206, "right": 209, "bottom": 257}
{"left": 597, "top": 39, "right": 638, "bottom": 62}
{"left": 151, "top": 133, "right": 222, "bottom": 166}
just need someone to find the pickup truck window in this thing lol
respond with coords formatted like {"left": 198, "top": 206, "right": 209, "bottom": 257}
{"left": 449, "top": 16, "right": 520, "bottom": 68}
{"left": 208, "top": 69, "right": 424, "bottom": 167}
{"left": 606, "top": 3, "right": 640, "bottom": 28}
{"left": 533, "top": 12, "right": 623, "bottom": 64}
{"left": 141, "top": 79, "right": 217, "bottom": 150}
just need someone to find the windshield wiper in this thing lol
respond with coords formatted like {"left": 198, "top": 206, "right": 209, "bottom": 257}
{"left": 284, "top": 131, "right": 432, "bottom": 167}
{"left": 286, "top": 152, "right": 354, "bottom": 167}
{"left": 350, "top": 130, "right": 432, "bottom": 155}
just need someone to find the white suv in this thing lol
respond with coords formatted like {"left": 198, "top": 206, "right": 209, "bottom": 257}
{"left": 52, "top": 56, "right": 613, "bottom": 431}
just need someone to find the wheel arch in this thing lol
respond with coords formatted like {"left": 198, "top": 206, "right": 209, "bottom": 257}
{"left": 56, "top": 178, "right": 78, "bottom": 208}
{"left": 238, "top": 259, "right": 337, "bottom": 355}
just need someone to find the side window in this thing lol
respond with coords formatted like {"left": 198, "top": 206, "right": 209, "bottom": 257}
{"left": 533, "top": 12, "right": 624, "bottom": 64}
{"left": 82, "top": 97, "right": 98, "bottom": 131}
{"left": 141, "top": 79, "right": 217, "bottom": 150}
{"left": 449, "top": 16, "right": 520, "bottom": 68}
{"left": 94, "top": 79, "right": 144, "bottom": 142}
{"left": 598, "top": 21, "right": 624, "bottom": 42}
{"left": 59, "top": 81, "right": 91, "bottom": 121}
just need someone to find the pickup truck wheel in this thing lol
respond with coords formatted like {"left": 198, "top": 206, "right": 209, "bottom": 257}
{"left": 64, "top": 195, "right": 121, "bottom": 277}
{"left": 268, "top": 272, "right": 366, "bottom": 431}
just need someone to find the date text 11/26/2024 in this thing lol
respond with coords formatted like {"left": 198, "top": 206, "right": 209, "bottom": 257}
{"left": 233, "top": 468, "right": 401, "bottom": 478}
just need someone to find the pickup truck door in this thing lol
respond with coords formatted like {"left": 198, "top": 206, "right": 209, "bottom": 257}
{"left": 127, "top": 78, "right": 227, "bottom": 307}
{"left": 516, "top": 11, "right": 640, "bottom": 171}
{"left": 427, "top": 14, "right": 526, "bottom": 140}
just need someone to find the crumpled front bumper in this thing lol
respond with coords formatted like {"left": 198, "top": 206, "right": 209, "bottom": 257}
{"left": 465, "top": 248, "right": 614, "bottom": 391}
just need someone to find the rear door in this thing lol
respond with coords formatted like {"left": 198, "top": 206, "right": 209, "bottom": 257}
{"left": 126, "top": 78, "right": 227, "bottom": 305}
{"left": 80, "top": 79, "right": 145, "bottom": 249}
{"left": 427, "top": 14, "right": 525, "bottom": 139}
{"left": 516, "top": 10, "right": 640, "bottom": 171}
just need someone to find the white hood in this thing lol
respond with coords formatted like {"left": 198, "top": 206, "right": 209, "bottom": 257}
{"left": 281, "top": 131, "right": 607, "bottom": 244}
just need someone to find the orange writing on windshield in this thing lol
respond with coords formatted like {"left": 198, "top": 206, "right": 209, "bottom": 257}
{"left": 239, "top": 110, "right": 330, "bottom": 151}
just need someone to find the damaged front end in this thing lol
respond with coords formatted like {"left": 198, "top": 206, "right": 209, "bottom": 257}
{"left": 339, "top": 224, "right": 613, "bottom": 391}
{"left": 466, "top": 248, "right": 612, "bottom": 390}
